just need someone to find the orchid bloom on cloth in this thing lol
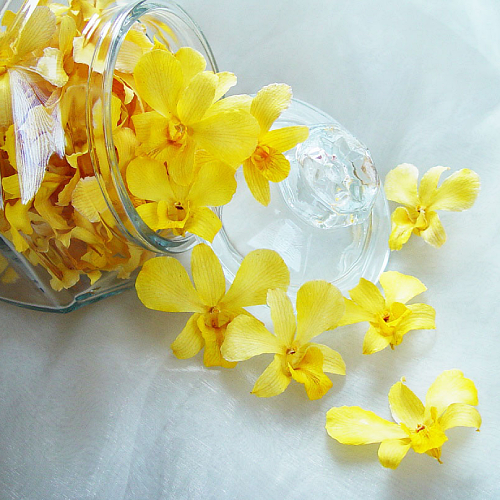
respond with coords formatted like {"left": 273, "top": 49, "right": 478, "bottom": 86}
{"left": 339, "top": 271, "right": 436, "bottom": 354}
{"left": 222, "top": 281, "right": 346, "bottom": 400}
{"left": 126, "top": 156, "right": 236, "bottom": 243}
{"left": 326, "top": 370, "right": 481, "bottom": 469}
{"left": 132, "top": 47, "right": 259, "bottom": 185}
{"left": 243, "top": 84, "right": 309, "bottom": 206}
{"left": 135, "top": 243, "right": 290, "bottom": 368}
{"left": 385, "top": 164, "right": 480, "bottom": 250}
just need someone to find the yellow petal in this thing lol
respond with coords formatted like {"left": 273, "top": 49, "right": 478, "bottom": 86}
{"left": 397, "top": 303, "right": 436, "bottom": 335}
{"left": 389, "top": 206, "right": 416, "bottom": 251}
{"left": 419, "top": 211, "right": 446, "bottom": 248}
{"left": 58, "top": 169, "right": 80, "bottom": 206}
{"left": 438, "top": 403, "right": 482, "bottom": 431}
{"left": 132, "top": 111, "right": 169, "bottom": 156}
{"left": 289, "top": 346, "right": 333, "bottom": 400}
{"left": 310, "top": 343, "right": 346, "bottom": 375}
{"left": 114, "top": 127, "right": 138, "bottom": 170}
{"left": 126, "top": 157, "right": 173, "bottom": 202}
{"left": 213, "top": 72, "right": 237, "bottom": 102}
{"left": 34, "top": 183, "right": 69, "bottom": 231}
{"left": 191, "top": 110, "right": 259, "bottom": 166}
{"left": 326, "top": 406, "right": 408, "bottom": 445}
{"left": 296, "top": 280, "right": 345, "bottom": 344}
{"left": 337, "top": 298, "right": 375, "bottom": 326}
{"left": 222, "top": 314, "right": 281, "bottom": 361}
{"left": 251, "top": 355, "right": 291, "bottom": 397}
{"left": 188, "top": 160, "right": 236, "bottom": 207}
{"left": 136, "top": 202, "right": 160, "bottom": 230}
{"left": 0, "top": 72, "right": 12, "bottom": 128}
{"left": 59, "top": 16, "right": 77, "bottom": 55}
{"left": 384, "top": 163, "right": 419, "bottom": 207}
{"left": 135, "top": 256, "right": 206, "bottom": 312}
{"left": 425, "top": 370, "right": 479, "bottom": 418}
{"left": 183, "top": 206, "right": 221, "bottom": 242}
{"left": 264, "top": 126, "right": 309, "bottom": 153}
{"left": 362, "top": 325, "right": 392, "bottom": 355}
{"left": 427, "top": 168, "right": 480, "bottom": 212}
{"left": 251, "top": 83, "right": 292, "bottom": 134}
{"left": 35, "top": 47, "right": 68, "bottom": 87}
{"left": 171, "top": 314, "right": 205, "bottom": 359}
{"left": 191, "top": 243, "right": 226, "bottom": 307}
{"left": 71, "top": 177, "right": 108, "bottom": 223}
{"left": 115, "top": 40, "right": 144, "bottom": 73}
{"left": 222, "top": 249, "right": 289, "bottom": 309}
{"left": 175, "top": 47, "right": 206, "bottom": 85}
{"left": 177, "top": 71, "right": 217, "bottom": 125}
{"left": 377, "top": 439, "right": 411, "bottom": 469}
{"left": 379, "top": 271, "right": 427, "bottom": 306}
{"left": 267, "top": 288, "right": 296, "bottom": 346}
{"left": 203, "top": 94, "right": 252, "bottom": 121}
{"left": 418, "top": 166, "right": 449, "bottom": 207}
{"left": 2, "top": 174, "right": 21, "bottom": 198}
{"left": 72, "top": 36, "right": 98, "bottom": 69}
{"left": 1, "top": 10, "right": 16, "bottom": 28}
{"left": 5, "top": 199, "right": 32, "bottom": 234}
{"left": 348, "top": 278, "right": 385, "bottom": 315}
{"left": 388, "top": 380, "right": 425, "bottom": 427}
{"left": 243, "top": 159, "right": 270, "bottom": 206}
{"left": 1, "top": 266, "right": 18, "bottom": 284}
{"left": 134, "top": 49, "right": 183, "bottom": 117}
{"left": 162, "top": 137, "right": 197, "bottom": 186}
{"left": 203, "top": 331, "right": 237, "bottom": 368}
{"left": 256, "top": 149, "right": 291, "bottom": 183}
{"left": 15, "top": 6, "right": 56, "bottom": 58}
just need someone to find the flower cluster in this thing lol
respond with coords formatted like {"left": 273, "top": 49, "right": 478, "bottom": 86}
{"left": 0, "top": 0, "right": 308, "bottom": 291}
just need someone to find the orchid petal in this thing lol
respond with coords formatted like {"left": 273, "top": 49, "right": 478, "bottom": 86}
{"left": 296, "top": 280, "right": 345, "bottom": 343}
{"left": 251, "top": 355, "right": 291, "bottom": 397}
{"left": 222, "top": 249, "right": 289, "bottom": 309}
{"left": 222, "top": 314, "right": 281, "bottom": 361}
{"left": 135, "top": 256, "right": 206, "bottom": 313}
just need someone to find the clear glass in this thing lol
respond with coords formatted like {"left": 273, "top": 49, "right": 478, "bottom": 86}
{"left": 212, "top": 99, "right": 391, "bottom": 295}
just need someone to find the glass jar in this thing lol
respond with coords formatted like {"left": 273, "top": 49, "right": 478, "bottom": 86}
{"left": 0, "top": 0, "right": 390, "bottom": 312}
{"left": 0, "top": 0, "right": 207, "bottom": 311}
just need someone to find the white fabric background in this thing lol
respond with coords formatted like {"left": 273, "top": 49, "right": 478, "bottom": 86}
{"left": 1, "top": 0, "right": 500, "bottom": 498}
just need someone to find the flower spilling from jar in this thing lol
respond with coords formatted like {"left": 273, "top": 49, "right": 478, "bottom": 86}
{"left": 0, "top": 0, "right": 308, "bottom": 291}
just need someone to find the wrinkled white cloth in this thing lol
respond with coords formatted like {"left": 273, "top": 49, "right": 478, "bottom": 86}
{"left": 1, "top": 0, "right": 499, "bottom": 498}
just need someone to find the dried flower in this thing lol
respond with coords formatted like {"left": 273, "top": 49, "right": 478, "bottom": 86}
{"left": 339, "top": 271, "right": 436, "bottom": 354}
{"left": 326, "top": 370, "right": 481, "bottom": 468}
{"left": 385, "top": 164, "right": 480, "bottom": 250}
{"left": 222, "top": 281, "right": 345, "bottom": 399}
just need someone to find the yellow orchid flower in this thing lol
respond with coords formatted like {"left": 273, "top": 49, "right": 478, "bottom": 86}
{"left": 222, "top": 281, "right": 346, "bottom": 400}
{"left": 132, "top": 48, "right": 259, "bottom": 184}
{"left": 136, "top": 243, "right": 290, "bottom": 368}
{"left": 339, "top": 271, "right": 436, "bottom": 354}
{"left": 126, "top": 156, "right": 236, "bottom": 243}
{"left": 385, "top": 164, "right": 480, "bottom": 250}
{"left": 243, "top": 84, "right": 309, "bottom": 206}
{"left": 326, "top": 370, "right": 481, "bottom": 469}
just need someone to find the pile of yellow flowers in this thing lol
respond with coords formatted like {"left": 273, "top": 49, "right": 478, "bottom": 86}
{"left": 0, "top": 0, "right": 308, "bottom": 290}
{"left": 0, "top": 0, "right": 483, "bottom": 472}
